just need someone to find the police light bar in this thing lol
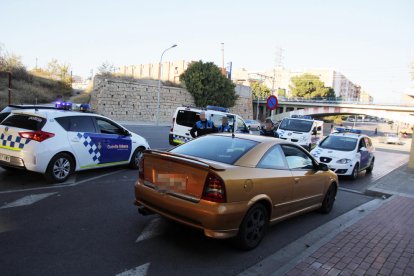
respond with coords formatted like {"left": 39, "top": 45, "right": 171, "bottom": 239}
{"left": 291, "top": 115, "right": 312, "bottom": 119}
{"left": 79, "top": 104, "right": 91, "bottom": 112}
{"left": 55, "top": 101, "right": 73, "bottom": 110}
{"left": 206, "top": 105, "right": 229, "bottom": 112}
{"left": 335, "top": 127, "right": 362, "bottom": 134}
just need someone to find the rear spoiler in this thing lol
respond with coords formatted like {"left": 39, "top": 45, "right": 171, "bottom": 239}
{"left": 144, "top": 149, "right": 226, "bottom": 171}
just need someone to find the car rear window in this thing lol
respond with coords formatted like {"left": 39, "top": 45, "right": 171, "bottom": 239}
{"left": 176, "top": 110, "right": 199, "bottom": 128}
{"left": 1, "top": 114, "right": 46, "bottom": 131}
{"left": 170, "top": 135, "right": 258, "bottom": 165}
{"left": 0, "top": 112, "right": 10, "bottom": 123}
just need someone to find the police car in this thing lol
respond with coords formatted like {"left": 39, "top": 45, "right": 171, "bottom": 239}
{"left": 169, "top": 106, "right": 250, "bottom": 145}
{"left": 310, "top": 128, "right": 375, "bottom": 180}
{"left": 0, "top": 102, "right": 150, "bottom": 183}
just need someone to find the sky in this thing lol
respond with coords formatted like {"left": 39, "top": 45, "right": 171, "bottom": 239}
{"left": 1, "top": 0, "right": 413, "bottom": 103}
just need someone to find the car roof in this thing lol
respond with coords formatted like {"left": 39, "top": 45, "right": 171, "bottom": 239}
{"left": 10, "top": 108, "right": 99, "bottom": 119}
{"left": 176, "top": 106, "right": 239, "bottom": 117}
{"left": 329, "top": 132, "right": 367, "bottom": 139}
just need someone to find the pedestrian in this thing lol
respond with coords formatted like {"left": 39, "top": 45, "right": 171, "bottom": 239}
{"left": 330, "top": 124, "right": 334, "bottom": 133}
{"left": 374, "top": 128, "right": 378, "bottom": 135}
{"left": 218, "top": 116, "right": 231, "bottom": 133}
{"left": 260, "top": 119, "right": 279, "bottom": 138}
{"left": 190, "top": 111, "right": 216, "bottom": 138}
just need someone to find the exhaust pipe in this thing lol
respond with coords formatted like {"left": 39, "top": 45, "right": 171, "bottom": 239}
{"left": 138, "top": 207, "right": 154, "bottom": 216}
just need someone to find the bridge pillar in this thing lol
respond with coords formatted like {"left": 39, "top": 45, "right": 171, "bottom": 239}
{"left": 409, "top": 137, "right": 414, "bottom": 170}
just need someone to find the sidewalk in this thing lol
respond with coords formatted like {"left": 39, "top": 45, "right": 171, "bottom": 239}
{"left": 286, "top": 195, "right": 414, "bottom": 276}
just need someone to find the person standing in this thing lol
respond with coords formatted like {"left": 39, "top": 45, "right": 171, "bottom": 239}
{"left": 260, "top": 119, "right": 279, "bottom": 138}
{"left": 190, "top": 111, "right": 216, "bottom": 138}
{"left": 218, "top": 117, "right": 231, "bottom": 133}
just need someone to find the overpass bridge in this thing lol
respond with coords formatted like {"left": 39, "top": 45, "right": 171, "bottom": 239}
{"left": 252, "top": 98, "right": 414, "bottom": 124}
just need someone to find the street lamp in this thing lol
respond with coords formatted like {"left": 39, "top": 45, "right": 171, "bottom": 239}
{"left": 156, "top": 44, "right": 177, "bottom": 126}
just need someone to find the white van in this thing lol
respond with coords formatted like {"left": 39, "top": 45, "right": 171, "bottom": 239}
{"left": 276, "top": 116, "right": 324, "bottom": 151}
{"left": 169, "top": 106, "right": 250, "bottom": 146}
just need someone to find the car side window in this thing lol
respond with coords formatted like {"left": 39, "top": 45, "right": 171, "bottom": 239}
{"left": 68, "top": 116, "right": 96, "bottom": 133}
{"left": 96, "top": 118, "right": 125, "bottom": 135}
{"left": 358, "top": 138, "right": 367, "bottom": 151}
{"left": 281, "top": 145, "right": 314, "bottom": 170}
{"left": 237, "top": 118, "right": 248, "bottom": 133}
{"left": 257, "top": 145, "right": 287, "bottom": 170}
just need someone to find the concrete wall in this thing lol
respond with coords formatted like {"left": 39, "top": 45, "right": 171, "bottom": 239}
{"left": 90, "top": 76, "right": 253, "bottom": 123}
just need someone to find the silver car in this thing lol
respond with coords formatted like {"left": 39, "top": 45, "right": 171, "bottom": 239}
{"left": 245, "top": 119, "right": 261, "bottom": 131}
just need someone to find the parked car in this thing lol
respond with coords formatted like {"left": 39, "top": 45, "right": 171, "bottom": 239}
{"left": 135, "top": 133, "right": 338, "bottom": 250}
{"left": 245, "top": 119, "right": 261, "bottom": 131}
{"left": 384, "top": 133, "right": 402, "bottom": 145}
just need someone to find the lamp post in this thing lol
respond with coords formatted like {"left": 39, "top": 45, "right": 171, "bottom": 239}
{"left": 156, "top": 44, "right": 177, "bottom": 126}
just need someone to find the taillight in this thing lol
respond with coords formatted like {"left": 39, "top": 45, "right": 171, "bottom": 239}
{"left": 138, "top": 157, "right": 145, "bottom": 180}
{"left": 19, "top": 131, "right": 55, "bottom": 142}
{"left": 202, "top": 173, "right": 226, "bottom": 203}
{"left": 170, "top": 118, "right": 175, "bottom": 132}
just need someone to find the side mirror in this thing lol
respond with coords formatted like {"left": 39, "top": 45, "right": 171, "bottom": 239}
{"left": 318, "top": 163, "right": 329, "bottom": 171}
{"left": 312, "top": 129, "right": 317, "bottom": 136}
{"left": 123, "top": 129, "right": 131, "bottom": 136}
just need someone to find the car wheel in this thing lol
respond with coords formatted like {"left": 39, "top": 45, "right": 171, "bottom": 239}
{"left": 45, "top": 153, "right": 74, "bottom": 183}
{"left": 256, "top": 126, "right": 260, "bottom": 131}
{"left": 129, "top": 147, "right": 144, "bottom": 169}
{"left": 350, "top": 163, "right": 359, "bottom": 180}
{"left": 320, "top": 184, "right": 337, "bottom": 214}
{"left": 234, "top": 204, "right": 268, "bottom": 250}
{"left": 366, "top": 158, "right": 374, "bottom": 174}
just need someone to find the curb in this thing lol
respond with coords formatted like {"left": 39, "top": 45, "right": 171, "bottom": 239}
{"left": 238, "top": 196, "right": 393, "bottom": 276}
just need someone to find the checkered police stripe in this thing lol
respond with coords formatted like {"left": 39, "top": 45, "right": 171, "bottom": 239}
{"left": 0, "top": 133, "right": 31, "bottom": 150}
{"left": 77, "top": 132, "right": 101, "bottom": 163}
{"left": 173, "top": 135, "right": 192, "bottom": 144}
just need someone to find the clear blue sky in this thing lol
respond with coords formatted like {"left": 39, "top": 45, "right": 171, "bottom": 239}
{"left": 1, "top": 0, "right": 413, "bottom": 103}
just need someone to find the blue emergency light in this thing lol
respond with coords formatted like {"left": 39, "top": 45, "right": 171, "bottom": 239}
{"left": 79, "top": 104, "right": 91, "bottom": 112}
{"left": 335, "top": 127, "right": 362, "bottom": 134}
{"left": 206, "top": 105, "right": 229, "bottom": 112}
{"left": 55, "top": 101, "right": 73, "bottom": 110}
{"left": 291, "top": 115, "right": 312, "bottom": 119}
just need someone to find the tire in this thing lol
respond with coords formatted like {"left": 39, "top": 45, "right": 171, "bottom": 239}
{"left": 366, "top": 158, "right": 374, "bottom": 174}
{"left": 320, "top": 184, "right": 337, "bottom": 214}
{"left": 256, "top": 126, "right": 261, "bottom": 131}
{"left": 350, "top": 163, "right": 359, "bottom": 180}
{"left": 45, "top": 153, "right": 74, "bottom": 184}
{"left": 234, "top": 204, "right": 268, "bottom": 250}
{"left": 129, "top": 147, "right": 144, "bottom": 169}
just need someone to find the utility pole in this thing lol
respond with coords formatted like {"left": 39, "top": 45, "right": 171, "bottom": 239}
{"left": 8, "top": 72, "right": 12, "bottom": 105}
{"left": 221, "top": 43, "right": 225, "bottom": 71}
{"left": 271, "top": 47, "right": 284, "bottom": 120}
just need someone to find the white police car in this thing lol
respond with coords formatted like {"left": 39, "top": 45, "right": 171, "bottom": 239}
{"left": 310, "top": 128, "right": 375, "bottom": 180}
{"left": 0, "top": 104, "right": 149, "bottom": 183}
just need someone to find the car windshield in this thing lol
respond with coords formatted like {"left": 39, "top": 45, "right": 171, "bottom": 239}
{"left": 279, "top": 118, "right": 313, "bottom": 132}
{"left": 170, "top": 135, "right": 258, "bottom": 165}
{"left": 319, "top": 135, "right": 358, "bottom": 151}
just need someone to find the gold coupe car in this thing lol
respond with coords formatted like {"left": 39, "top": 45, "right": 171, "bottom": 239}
{"left": 134, "top": 134, "right": 338, "bottom": 250}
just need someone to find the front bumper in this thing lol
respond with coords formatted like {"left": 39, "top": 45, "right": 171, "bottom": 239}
{"left": 320, "top": 161, "right": 354, "bottom": 175}
{"left": 135, "top": 181, "right": 247, "bottom": 239}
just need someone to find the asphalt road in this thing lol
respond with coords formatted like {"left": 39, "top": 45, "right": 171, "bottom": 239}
{"left": 0, "top": 124, "right": 410, "bottom": 275}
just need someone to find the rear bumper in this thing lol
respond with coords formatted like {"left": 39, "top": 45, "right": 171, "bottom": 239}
{"left": 0, "top": 156, "right": 25, "bottom": 168}
{"left": 135, "top": 181, "right": 246, "bottom": 239}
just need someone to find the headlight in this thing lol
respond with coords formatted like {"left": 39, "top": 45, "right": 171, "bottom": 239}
{"left": 336, "top": 158, "right": 352, "bottom": 164}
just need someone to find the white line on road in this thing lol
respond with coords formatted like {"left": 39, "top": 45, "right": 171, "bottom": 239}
{"left": 135, "top": 217, "right": 166, "bottom": 243}
{"left": 0, "top": 170, "right": 126, "bottom": 194}
{"left": 116, "top": 263, "right": 150, "bottom": 276}
{"left": 0, "top": 192, "right": 57, "bottom": 209}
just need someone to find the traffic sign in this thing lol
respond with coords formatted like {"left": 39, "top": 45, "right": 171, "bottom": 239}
{"left": 266, "top": 95, "right": 278, "bottom": 110}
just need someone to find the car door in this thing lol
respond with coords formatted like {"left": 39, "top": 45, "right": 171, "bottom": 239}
{"left": 358, "top": 138, "right": 369, "bottom": 169}
{"left": 63, "top": 115, "right": 101, "bottom": 169}
{"left": 93, "top": 117, "right": 133, "bottom": 165}
{"left": 256, "top": 145, "right": 294, "bottom": 218}
{"left": 280, "top": 144, "right": 326, "bottom": 211}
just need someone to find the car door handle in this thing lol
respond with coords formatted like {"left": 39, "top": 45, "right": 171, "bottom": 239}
{"left": 71, "top": 138, "right": 79, "bottom": 142}
{"left": 185, "top": 133, "right": 190, "bottom": 136}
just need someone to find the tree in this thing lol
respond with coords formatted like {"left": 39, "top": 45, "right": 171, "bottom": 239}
{"left": 250, "top": 81, "right": 271, "bottom": 99}
{"left": 289, "top": 73, "right": 336, "bottom": 99}
{"left": 179, "top": 61, "right": 238, "bottom": 107}
{"left": 97, "top": 61, "right": 116, "bottom": 76}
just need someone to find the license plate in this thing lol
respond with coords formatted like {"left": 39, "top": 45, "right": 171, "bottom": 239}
{"left": 0, "top": 154, "right": 11, "bottom": 163}
{"left": 155, "top": 173, "right": 187, "bottom": 193}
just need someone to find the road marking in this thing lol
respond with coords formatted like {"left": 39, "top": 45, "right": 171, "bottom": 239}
{"left": 0, "top": 192, "right": 57, "bottom": 209}
{"left": 135, "top": 217, "right": 166, "bottom": 243}
{"left": 0, "top": 169, "right": 126, "bottom": 194}
{"left": 116, "top": 263, "right": 150, "bottom": 276}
